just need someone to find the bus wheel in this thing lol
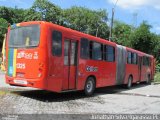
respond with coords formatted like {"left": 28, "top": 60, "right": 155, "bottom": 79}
{"left": 84, "top": 77, "right": 95, "bottom": 96}
{"left": 127, "top": 76, "right": 132, "bottom": 89}
{"left": 146, "top": 75, "right": 151, "bottom": 85}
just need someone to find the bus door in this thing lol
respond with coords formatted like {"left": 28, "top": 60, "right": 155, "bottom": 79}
{"left": 63, "top": 39, "right": 78, "bottom": 90}
{"left": 138, "top": 56, "right": 142, "bottom": 81}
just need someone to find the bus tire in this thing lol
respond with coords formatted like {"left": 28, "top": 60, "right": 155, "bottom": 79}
{"left": 127, "top": 76, "right": 132, "bottom": 89}
{"left": 146, "top": 74, "right": 151, "bottom": 85}
{"left": 84, "top": 77, "right": 95, "bottom": 96}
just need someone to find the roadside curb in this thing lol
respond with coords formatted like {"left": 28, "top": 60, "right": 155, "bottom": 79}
{"left": 119, "top": 92, "right": 160, "bottom": 98}
{"left": 152, "top": 82, "right": 160, "bottom": 85}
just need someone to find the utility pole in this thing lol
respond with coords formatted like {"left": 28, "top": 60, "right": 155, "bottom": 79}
{"left": 109, "top": 0, "right": 119, "bottom": 41}
{"left": 109, "top": 8, "right": 114, "bottom": 41}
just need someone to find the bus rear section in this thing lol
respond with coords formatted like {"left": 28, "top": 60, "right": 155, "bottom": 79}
{"left": 5, "top": 22, "right": 48, "bottom": 89}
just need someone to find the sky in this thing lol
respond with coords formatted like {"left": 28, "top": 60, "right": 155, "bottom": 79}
{"left": 0, "top": 0, "right": 160, "bottom": 34}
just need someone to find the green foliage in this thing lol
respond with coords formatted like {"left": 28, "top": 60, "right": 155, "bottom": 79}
{"left": 12, "top": 7, "right": 25, "bottom": 23}
{"left": 154, "top": 72, "right": 160, "bottom": 82}
{"left": 130, "top": 21, "right": 156, "bottom": 54}
{"left": 156, "top": 63, "right": 160, "bottom": 72}
{"left": 63, "top": 7, "right": 109, "bottom": 39}
{"left": 112, "top": 21, "right": 160, "bottom": 61}
{"left": 112, "top": 21, "right": 132, "bottom": 47}
{"left": 0, "top": 6, "right": 14, "bottom": 24}
{"left": 29, "top": 0, "right": 62, "bottom": 23}
{"left": 0, "top": 6, "right": 25, "bottom": 24}
{"left": 0, "top": 18, "right": 8, "bottom": 47}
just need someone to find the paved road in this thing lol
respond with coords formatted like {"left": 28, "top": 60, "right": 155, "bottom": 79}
{"left": 0, "top": 71, "right": 160, "bottom": 114}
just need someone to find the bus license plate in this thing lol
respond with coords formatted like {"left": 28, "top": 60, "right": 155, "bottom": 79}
{"left": 14, "top": 80, "right": 27, "bottom": 85}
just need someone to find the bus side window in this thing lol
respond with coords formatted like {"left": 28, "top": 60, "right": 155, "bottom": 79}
{"left": 52, "top": 31, "right": 62, "bottom": 56}
{"left": 92, "top": 42, "right": 102, "bottom": 60}
{"left": 80, "top": 38, "right": 89, "bottom": 59}
{"left": 89, "top": 41, "right": 93, "bottom": 59}
{"left": 143, "top": 56, "right": 146, "bottom": 66}
{"left": 127, "top": 51, "right": 132, "bottom": 64}
{"left": 106, "top": 45, "right": 115, "bottom": 62}
{"left": 103, "top": 45, "right": 107, "bottom": 61}
{"left": 132, "top": 53, "right": 137, "bottom": 64}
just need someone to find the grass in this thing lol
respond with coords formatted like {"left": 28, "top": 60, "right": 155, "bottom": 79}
{"left": 154, "top": 72, "right": 160, "bottom": 83}
{"left": 0, "top": 91, "right": 7, "bottom": 95}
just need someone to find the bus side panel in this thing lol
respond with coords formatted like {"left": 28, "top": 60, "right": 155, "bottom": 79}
{"left": 77, "top": 59, "right": 116, "bottom": 90}
{"left": 141, "top": 66, "right": 151, "bottom": 81}
{"left": 76, "top": 59, "right": 89, "bottom": 91}
{"left": 76, "top": 42, "right": 117, "bottom": 90}
{"left": 125, "top": 64, "right": 139, "bottom": 83}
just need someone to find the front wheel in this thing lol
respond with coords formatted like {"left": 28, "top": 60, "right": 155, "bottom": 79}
{"left": 84, "top": 77, "right": 95, "bottom": 96}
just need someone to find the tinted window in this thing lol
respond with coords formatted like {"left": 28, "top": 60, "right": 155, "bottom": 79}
{"left": 143, "top": 56, "right": 150, "bottom": 66}
{"left": 89, "top": 41, "right": 93, "bottom": 59}
{"left": 80, "top": 38, "right": 89, "bottom": 59}
{"left": 107, "top": 46, "right": 115, "bottom": 62}
{"left": 143, "top": 57, "right": 146, "bottom": 66}
{"left": 103, "top": 45, "right": 107, "bottom": 61}
{"left": 133, "top": 53, "right": 137, "bottom": 64}
{"left": 127, "top": 52, "right": 132, "bottom": 64}
{"left": 71, "top": 42, "right": 77, "bottom": 65}
{"left": 52, "top": 31, "right": 62, "bottom": 56}
{"left": 128, "top": 51, "right": 137, "bottom": 64}
{"left": 92, "top": 42, "right": 102, "bottom": 60}
{"left": 64, "top": 40, "right": 69, "bottom": 65}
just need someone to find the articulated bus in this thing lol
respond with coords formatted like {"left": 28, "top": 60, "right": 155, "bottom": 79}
{"left": 5, "top": 21, "right": 155, "bottom": 96}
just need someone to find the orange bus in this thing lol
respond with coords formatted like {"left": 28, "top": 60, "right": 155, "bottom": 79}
{"left": 5, "top": 21, "right": 155, "bottom": 96}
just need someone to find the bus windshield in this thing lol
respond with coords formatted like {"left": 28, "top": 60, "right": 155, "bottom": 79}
{"left": 9, "top": 25, "right": 40, "bottom": 48}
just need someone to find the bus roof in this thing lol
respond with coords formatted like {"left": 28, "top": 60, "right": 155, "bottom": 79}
{"left": 16, "top": 21, "right": 117, "bottom": 47}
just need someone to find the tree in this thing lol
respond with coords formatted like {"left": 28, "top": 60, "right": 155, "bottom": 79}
{"left": 25, "top": 0, "right": 62, "bottom": 23}
{"left": 112, "top": 21, "right": 132, "bottom": 47}
{"left": 152, "top": 34, "right": 160, "bottom": 62}
{"left": 0, "top": 6, "right": 14, "bottom": 24}
{"left": 12, "top": 6, "right": 25, "bottom": 23}
{"left": 0, "top": 6, "right": 25, "bottom": 24}
{"left": 0, "top": 18, "right": 8, "bottom": 47}
{"left": 130, "top": 21, "right": 156, "bottom": 54}
{"left": 63, "top": 7, "right": 110, "bottom": 39}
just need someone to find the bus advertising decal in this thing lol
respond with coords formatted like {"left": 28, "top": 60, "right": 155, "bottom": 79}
{"left": 8, "top": 49, "right": 17, "bottom": 77}
{"left": 17, "top": 51, "right": 38, "bottom": 60}
{"left": 86, "top": 66, "right": 98, "bottom": 72}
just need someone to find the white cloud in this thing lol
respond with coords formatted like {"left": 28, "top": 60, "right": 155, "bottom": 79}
{"left": 108, "top": 0, "right": 160, "bottom": 10}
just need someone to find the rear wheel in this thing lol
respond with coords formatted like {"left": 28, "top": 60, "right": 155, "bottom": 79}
{"left": 84, "top": 77, "right": 95, "bottom": 96}
{"left": 146, "top": 75, "right": 151, "bottom": 85}
{"left": 127, "top": 76, "right": 132, "bottom": 89}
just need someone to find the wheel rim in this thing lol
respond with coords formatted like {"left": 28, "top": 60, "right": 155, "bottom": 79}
{"left": 128, "top": 77, "right": 132, "bottom": 88}
{"left": 86, "top": 80, "right": 93, "bottom": 93}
